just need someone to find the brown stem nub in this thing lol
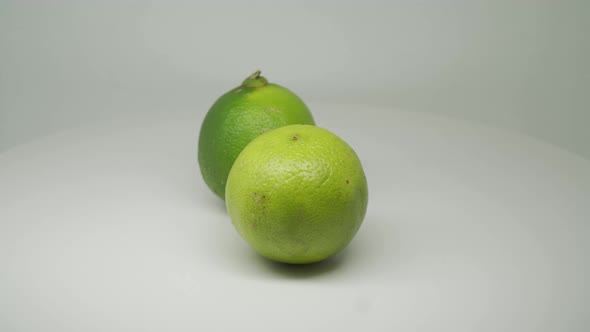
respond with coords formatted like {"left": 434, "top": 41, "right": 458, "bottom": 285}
{"left": 242, "top": 70, "right": 268, "bottom": 88}
{"left": 247, "top": 70, "right": 261, "bottom": 80}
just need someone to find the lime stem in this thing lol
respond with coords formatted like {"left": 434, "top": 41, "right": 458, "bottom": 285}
{"left": 242, "top": 70, "right": 267, "bottom": 88}
{"left": 247, "top": 70, "right": 262, "bottom": 80}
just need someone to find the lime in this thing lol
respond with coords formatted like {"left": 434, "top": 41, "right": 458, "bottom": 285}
{"left": 198, "top": 71, "right": 315, "bottom": 200}
{"left": 226, "top": 125, "right": 368, "bottom": 264}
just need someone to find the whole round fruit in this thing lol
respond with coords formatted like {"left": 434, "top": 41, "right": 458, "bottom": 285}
{"left": 198, "top": 71, "right": 315, "bottom": 200}
{"left": 226, "top": 125, "right": 369, "bottom": 264}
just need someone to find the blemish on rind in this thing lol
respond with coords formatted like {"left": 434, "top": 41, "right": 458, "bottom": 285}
{"left": 346, "top": 179, "right": 350, "bottom": 184}
{"left": 291, "top": 135, "right": 299, "bottom": 141}
{"left": 252, "top": 192, "right": 266, "bottom": 202}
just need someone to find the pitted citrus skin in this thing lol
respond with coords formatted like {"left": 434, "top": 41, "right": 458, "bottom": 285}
{"left": 198, "top": 72, "right": 315, "bottom": 200}
{"left": 226, "top": 125, "right": 368, "bottom": 264}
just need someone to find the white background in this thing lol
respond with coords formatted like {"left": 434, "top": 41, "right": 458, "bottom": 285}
{"left": 1, "top": 1, "right": 589, "bottom": 332}
{"left": 1, "top": 105, "right": 589, "bottom": 331}
{"left": 1, "top": 0, "right": 589, "bottom": 157}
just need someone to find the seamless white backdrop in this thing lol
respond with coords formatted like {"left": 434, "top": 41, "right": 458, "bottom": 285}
{"left": 2, "top": 2, "right": 590, "bottom": 331}
{"left": 1, "top": 0, "right": 589, "bottom": 156}
{"left": 1, "top": 104, "right": 589, "bottom": 331}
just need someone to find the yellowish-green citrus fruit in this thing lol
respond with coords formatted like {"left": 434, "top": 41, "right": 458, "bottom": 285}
{"left": 226, "top": 124, "right": 368, "bottom": 264}
{"left": 198, "top": 71, "right": 315, "bottom": 200}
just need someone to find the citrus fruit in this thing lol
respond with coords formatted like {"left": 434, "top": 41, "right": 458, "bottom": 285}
{"left": 198, "top": 71, "right": 315, "bottom": 200}
{"left": 225, "top": 125, "right": 369, "bottom": 264}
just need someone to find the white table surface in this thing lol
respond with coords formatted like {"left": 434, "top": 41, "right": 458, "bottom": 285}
{"left": 1, "top": 104, "right": 589, "bottom": 331}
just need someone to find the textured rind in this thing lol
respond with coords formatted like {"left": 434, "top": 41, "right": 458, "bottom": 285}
{"left": 198, "top": 83, "right": 315, "bottom": 199}
{"left": 226, "top": 125, "right": 369, "bottom": 264}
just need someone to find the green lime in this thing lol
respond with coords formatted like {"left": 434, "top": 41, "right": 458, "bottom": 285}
{"left": 198, "top": 71, "right": 315, "bottom": 200}
{"left": 226, "top": 125, "right": 369, "bottom": 264}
